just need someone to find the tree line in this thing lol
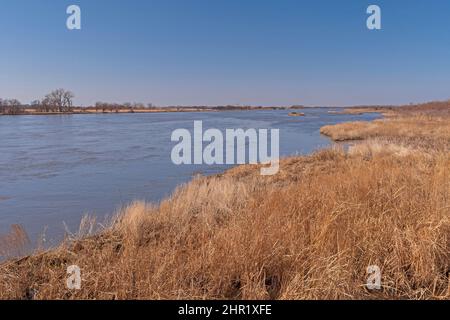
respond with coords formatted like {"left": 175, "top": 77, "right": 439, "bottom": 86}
{"left": 0, "top": 89, "right": 74, "bottom": 115}
{"left": 1, "top": 88, "right": 308, "bottom": 115}
{"left": 91, "top": 102, "right": 156, "bottom": 113}
{"left": 0, "top": 88, "right": 159, "bottom": 115}
{"left": 0, "top": 98, "right": 22, "bottom": 115}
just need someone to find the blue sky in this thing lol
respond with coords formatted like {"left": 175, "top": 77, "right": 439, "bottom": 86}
{"left": 1, "top": 0, "right": 449, "bottom": 106}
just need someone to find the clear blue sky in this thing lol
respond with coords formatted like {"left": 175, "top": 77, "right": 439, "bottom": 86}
{"left": 1, "top": 0, "right": 449, "bottom": 106}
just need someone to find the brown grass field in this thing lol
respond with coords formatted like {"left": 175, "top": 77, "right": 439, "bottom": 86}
{"left": 0, "top": 102, "right": 449, "bottom": 300}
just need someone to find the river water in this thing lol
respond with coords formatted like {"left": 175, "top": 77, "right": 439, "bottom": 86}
{"left": 0, "top": 108, "right": 380, "bottom": 246}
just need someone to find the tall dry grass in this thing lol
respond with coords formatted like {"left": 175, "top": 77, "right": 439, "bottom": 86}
{"left": 0, "top": 225, "right": 30, "bottom": 259}
{"left": 320, "top": 116, "right": 450, "bottom": 151}
{"left": 0, "top": 145, "right": 448, "bottom": 300}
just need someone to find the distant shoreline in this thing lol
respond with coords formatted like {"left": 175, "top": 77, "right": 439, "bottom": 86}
{"left": 2, "top": 104, "right": 427, "bottom": 117}
{"left": 5, "top": 100, "right": 448, "bottom": 117}
{"left": 0, "top": 106, "right": 309, "bottom": 116}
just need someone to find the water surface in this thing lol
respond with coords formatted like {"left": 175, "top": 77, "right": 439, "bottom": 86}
{"left": 0, "top": 109, "right": 380, "bottom": 245}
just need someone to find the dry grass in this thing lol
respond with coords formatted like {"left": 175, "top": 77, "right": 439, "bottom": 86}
{"left": 0, "top": 225, "right": 30, "bottom": 259}
{"left": 339, "top": 100, "right": 450, "bottom": 117}
{"left": 320, "top": 116, "right": 450, "bottom": 151}
{"left": 1, "top": 102, "right": 449, "bottom": 300}
{"left": 328, "top": 107, "right": 389, "bottom": 115}
{"left": 0, "top": 145, "right": 448, "bottom": 300}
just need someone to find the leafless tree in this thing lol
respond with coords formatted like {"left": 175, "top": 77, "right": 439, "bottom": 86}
{"left": 0, "top": 99, "right": 23, "bottom": 115}
{"left": 42, "top": 89, "right": 74, "bottom": 113}
{"left": 133, "top": 102, "right": 145, "bottom": 109}
{"left": 95, "top": 102, "right": 106, "bottom": 113}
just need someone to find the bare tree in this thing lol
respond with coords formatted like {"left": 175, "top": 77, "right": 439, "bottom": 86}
{"left": 29, "top": 100, "right": 42, "bottom": 112}
{"left": 95, "top": 101, "right": 105, "bottom": 113}
{"left": 9, "top": 99, "right": 22, "bottom": 115}
{"left": 42, "top": 89, "right": 74, "bottom": 113}
{"left": 0, "top": 99, "right": 22, "bottom": 115}
{"left": 133, "top": 102, "right": 145, "bottom": 109}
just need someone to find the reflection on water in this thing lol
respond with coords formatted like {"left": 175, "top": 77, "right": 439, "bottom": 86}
{"left": 0, "top": 109, "right": 380, "bottom": 246}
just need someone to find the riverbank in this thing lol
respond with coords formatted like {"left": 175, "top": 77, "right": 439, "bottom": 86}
{"left": 0, "top": 103, "right": 448, "bottom": 300}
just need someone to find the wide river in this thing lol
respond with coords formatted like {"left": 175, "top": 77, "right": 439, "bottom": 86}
{"left": 0, "top": 108, "right": 380, "bottom": 246}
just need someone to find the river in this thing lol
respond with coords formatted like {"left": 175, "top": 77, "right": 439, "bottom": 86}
{"left": 0, "top": 108, "right": 380, "bottom": 247}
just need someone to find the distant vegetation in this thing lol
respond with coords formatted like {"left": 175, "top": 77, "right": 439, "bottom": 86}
{"left": 0, "top": 98, "right": 22, "bottom": 115}
{"left": 0, "top": 89, "right": 74, "bottom": 115}
{"left": 336, "top": 100, "right": 450, "bottom": 116}
{"left": 0, "top": 90, "right": 306, "bottom": 115}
